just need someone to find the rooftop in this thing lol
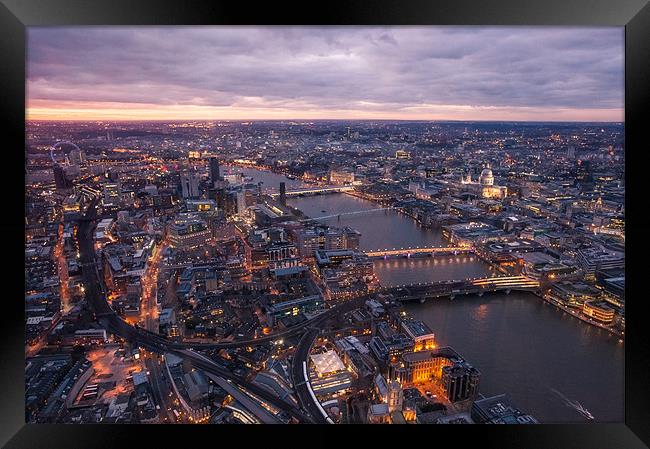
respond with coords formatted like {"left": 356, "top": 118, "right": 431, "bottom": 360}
{"left": 310, "top": 350, "right": 346, "bottom": 376}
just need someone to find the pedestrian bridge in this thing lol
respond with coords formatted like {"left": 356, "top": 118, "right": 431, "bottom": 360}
{"left": 303, "top": 207, "right": 393, "bottom": 222}
{"left": 270, "top": 186, "right": 354, "bottom": 197}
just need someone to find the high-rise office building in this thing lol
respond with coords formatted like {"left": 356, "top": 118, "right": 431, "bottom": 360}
{"left": 209, "top": 157, "right": 221, "bottom": 185}
{"left": 181, "top": 171, "right": 200, "bottom": 198}
{"left": 223, "top": 191, "right": 238, "bottom": 216}
{"left": 279, "top": 182, "right": 287, "bottom": 205}
{"left": 236, "top": 190, "right": 248, "bottom": 216}
{"left": 576, "top": 160, "right": 592, "bottom": 182}
{"left": 209, "top": 182, "right": 228, "bottom": 213}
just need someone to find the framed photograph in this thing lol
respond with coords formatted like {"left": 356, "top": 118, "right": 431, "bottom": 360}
{"left": 3, "top": 0, "right": 649, "bottom": 447}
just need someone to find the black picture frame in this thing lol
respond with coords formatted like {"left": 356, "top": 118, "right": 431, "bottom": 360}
{"left": 2, "top": 0, "right": 648, "bottom": 447}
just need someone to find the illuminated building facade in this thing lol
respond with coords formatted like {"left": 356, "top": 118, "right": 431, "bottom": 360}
{"left": 267, "top": 242, "right": 300, "bottom": 270}
{"left": 459, "top": 165, "right": 508, "bottom": 199}
{"left": 582, "top": 300, "right": 616, "bottom": 324}
{"left": 577, "top": 247, "right": 625, "bottom": 280}
{"left": 389, "top": 347, "right": 464, "bottom": 385}
{"left": 369, "top": 333, "right": 414, "bottom": 365}
{"left": 549, "top": 281, "right": 602, "bottom": 308}
{"left": 329, "top": 169, "right": 355, "bottom": 185}
{"left": 167, "top": 213, "right": 211, "bottom": 249}
{"left": 400, "top": 319, "right": 436, "bottom": 351}
{"left": 387, "top": 380, "right": 403, "bottom": 412}
{"left": 293, "top": 226, "right": 361, "bottom": 258}
{"left": 186, "top": 199, "right": 217, "bottom": 212}
{"left": 236, "top": 190, "right": 248, "bottom": 216}
{"left": 62, "top": 194, "right": 82, "bottom": 221}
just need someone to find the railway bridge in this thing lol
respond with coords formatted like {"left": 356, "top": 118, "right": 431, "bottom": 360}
{"left": 380, "top": 275, "right": 540, "bottom": 302}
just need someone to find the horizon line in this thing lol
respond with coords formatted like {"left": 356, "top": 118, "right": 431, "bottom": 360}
{"left": 26, "top": 117, "right": 624, "bottom": 124}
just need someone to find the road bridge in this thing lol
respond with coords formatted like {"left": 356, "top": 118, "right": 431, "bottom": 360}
{"left": 364, "top": 246, "right": 474, "bottom": 259}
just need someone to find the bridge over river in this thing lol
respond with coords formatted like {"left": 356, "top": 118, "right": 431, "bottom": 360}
{"left": 364, "top": 245, "right": 474, "bottom": 259}
{"left": 270, "top": 185, "right": 354, "bottom": 198}
{"left": 379, "top": 275, "right": 540, "bottom": 302}
{"left": 303, "top": 207, "right": 393, "bottom": 222}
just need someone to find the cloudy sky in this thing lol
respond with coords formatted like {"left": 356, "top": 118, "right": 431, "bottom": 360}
{"left": 27, "top": 26, "right": 624, "bottom": 122}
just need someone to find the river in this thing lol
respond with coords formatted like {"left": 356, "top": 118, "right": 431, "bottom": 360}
{"left": 252, "top": 168, "right": 624, "bottom": 423}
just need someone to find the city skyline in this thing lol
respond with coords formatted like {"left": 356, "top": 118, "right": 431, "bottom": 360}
{"left": 24, "top": 26, "right": 625, "bottom": 426}
{"left": 27, "top": 27, "right": 624, "bottom": 122}
{"left": 25, "top": 118, "right": 625, "bottom": 425}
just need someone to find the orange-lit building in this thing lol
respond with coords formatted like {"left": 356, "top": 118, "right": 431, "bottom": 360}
{"left": 389, "top": 347, "right": 461, "bottom": 385}
{"left": 582, "top": 300, "right": 616, "bottom": 324}
{"left": 400, "top": 319, "right": 436, "bottom": 352}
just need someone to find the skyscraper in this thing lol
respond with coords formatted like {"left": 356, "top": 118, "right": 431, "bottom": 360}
{"left": 209, "top": 157, "right": 221, "bottom": 185}
{"left": 236, "top": 189, "right": 248, "bottom": 216}
{"left": 181, "top": 171, "right": 200, "bottom": 198}
{"left": 576, "top": 160, "right": 593, "bottom": 183}
{"left": 279, "top": 182, "right": 287, "bottom": 206}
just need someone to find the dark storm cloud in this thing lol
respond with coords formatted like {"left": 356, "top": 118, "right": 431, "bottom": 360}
{"left": 27, "top": 26, "right": 623, "bottom": 114}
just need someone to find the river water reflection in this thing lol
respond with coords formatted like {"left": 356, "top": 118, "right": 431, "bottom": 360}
{"left": 247, "top": 169, "right": 623, "bottom": 422}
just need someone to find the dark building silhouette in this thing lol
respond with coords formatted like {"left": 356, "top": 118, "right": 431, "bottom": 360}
{"left": 209, "top": 186, "right": 228, "bottom": 211}
{"left": 279, "top": 182, "right": 287, "bottom": 205}
{"left": 441, "top": 362, "right": 480, "bottom": 403}
{"left": 576, "top": 160, "right": 593, "bottom": 182}
{"left": 53, "top": 164, "right": 72, "bottom": 189}
{"left": 209, "top": 157, "right": 221, "bottom": 184}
